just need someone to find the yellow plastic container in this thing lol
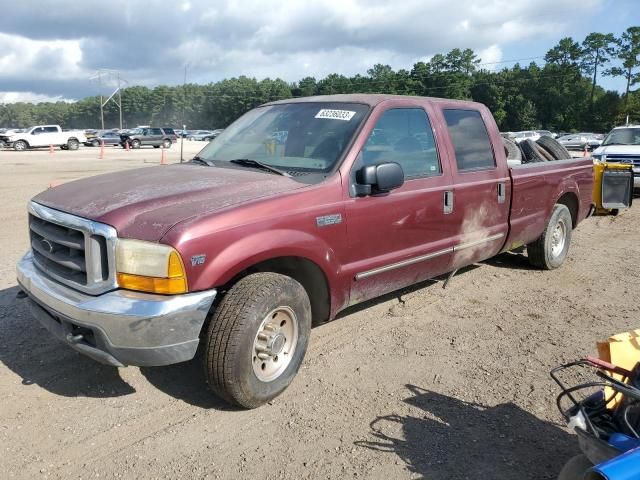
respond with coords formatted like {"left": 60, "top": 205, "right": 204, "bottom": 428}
{"left": 597, "top": 330, "right": 640, "bottom": 407}
{"left": 592, "top": 162, "right": 634, "bottom": 215}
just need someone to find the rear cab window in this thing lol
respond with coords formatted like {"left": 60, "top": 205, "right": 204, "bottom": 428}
{"left": 443, "top": 109, "right": 496, "bottom": 172}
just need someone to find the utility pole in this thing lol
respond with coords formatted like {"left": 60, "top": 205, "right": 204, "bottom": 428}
{"left": 90, "top": 69, "right": 128, "bottom": 130}
{"left": 180, "top": 63, "right": 188, "bottom": 163}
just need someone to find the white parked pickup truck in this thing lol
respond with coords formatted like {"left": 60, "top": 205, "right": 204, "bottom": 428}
{"left": 0, "top": 125, "right": 87, "bottom": 151}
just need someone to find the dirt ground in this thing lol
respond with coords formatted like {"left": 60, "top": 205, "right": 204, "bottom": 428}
{"left": 0, "top": 144, "right": 638, "bottom": 480}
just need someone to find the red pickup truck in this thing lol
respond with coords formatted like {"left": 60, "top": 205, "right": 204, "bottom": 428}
{"left": 17, "top": 94, "right": 594, "bottom": 408}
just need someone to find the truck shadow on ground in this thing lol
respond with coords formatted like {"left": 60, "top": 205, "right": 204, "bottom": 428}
{"left": 483, "top": 250, "right": 536, "bottom": 271}
{"left": 355, "top": 385, "right": 578, "bottom": 480}
{"left": 139, "top": 358, "right": 234, "bottom": 410}
{"left": 1, "top": 284, "right": 232, "bottom": 408}
{"left": 0, "top": 285, "right": 135, "bottom": 398}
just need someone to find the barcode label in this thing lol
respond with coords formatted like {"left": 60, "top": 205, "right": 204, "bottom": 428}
{"left": 315, "top": 109, "right": 356, "bottom": 121}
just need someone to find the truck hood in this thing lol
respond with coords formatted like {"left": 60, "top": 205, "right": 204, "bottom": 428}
{"left": 593, "top": 145, "right": 640, "bottom": 156}
{"left": 33, "top": 164, "right": 308, "bottom": 241}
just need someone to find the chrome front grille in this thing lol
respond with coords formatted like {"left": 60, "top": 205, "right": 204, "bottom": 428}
{"left": 605, "top": 155, "right": 640, "bottom": 167}
{"left": 28, "top": 202, "right": 118, "bottom": 295}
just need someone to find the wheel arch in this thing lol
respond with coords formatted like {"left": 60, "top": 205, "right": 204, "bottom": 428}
{"left": 219, "top": 256, "right": 331, "bottom": 326}
{"left": 556, "top": 191, "right": 579, "bottom": 229}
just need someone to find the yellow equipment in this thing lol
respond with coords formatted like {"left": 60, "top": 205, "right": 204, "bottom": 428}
{"left": 592, "top": 162, "right": 634, "bottom": 215}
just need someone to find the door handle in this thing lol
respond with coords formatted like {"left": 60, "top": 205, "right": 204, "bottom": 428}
{"left": 497, "top": 182, "right": 506, "bottom": 204}
{"left": 443, "top": 190, "right": 454, "bottom": 214}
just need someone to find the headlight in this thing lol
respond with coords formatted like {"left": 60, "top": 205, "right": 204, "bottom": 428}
{"left": 592, "top": 154, "right": 603, "bottom": 161}
{"left": 115, "top": 239, "right": 188, "bottom": 294}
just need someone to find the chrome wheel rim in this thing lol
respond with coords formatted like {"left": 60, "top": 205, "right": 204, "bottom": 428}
{"left": 15, "top": 142, "right": 25, "bottom": 151}
{"left": 551, "top": 219, "right": 566, "bottom": 257}
{"left": 252, "top": 306, "right": 298, "bottom": 382}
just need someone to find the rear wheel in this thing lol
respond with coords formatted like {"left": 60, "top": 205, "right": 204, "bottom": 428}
{"left": 92, "top": 139, "right": 100, "bottom": 147}
{"left": 527, "top": 204, "right": 573, "bottom": 269}
{"left": 203, "top": 272, "right": 311, "bottom": 409}
{"left": 13, "top": 140, "right": 28, "bottom": 151}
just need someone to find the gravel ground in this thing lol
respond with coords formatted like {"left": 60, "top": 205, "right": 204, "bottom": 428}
{"left": 0, "top": 145, "right": 638, "bottom": 480}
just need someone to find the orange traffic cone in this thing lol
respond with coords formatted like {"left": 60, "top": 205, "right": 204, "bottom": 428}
{"left": 99, "top": 140, "right": 105, "bottom": 159}
{"left": 49, "top": 144, "right": 54, "bottom": 154}
{"left": 125, "top": 141, "right": 130, "bottom": 152}
{"left": 583, "top": 145, "right": 589, "bottom": 157}
{"left": 160, "top": 148, "right": 167, "bottom": 165}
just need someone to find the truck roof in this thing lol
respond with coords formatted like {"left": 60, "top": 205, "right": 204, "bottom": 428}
{"left": 264, "top": 93, "right": 486, "bottom": 109}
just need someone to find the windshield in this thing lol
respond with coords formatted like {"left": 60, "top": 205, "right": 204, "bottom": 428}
{"left": 602, "top": 128, "right": 640, "bottom": 146}
{"left": 197, "top": 102, "right": 369, "bottom": 175}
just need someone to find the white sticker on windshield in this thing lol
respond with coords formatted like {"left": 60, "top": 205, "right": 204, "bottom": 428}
{"left": 315, "top": 109, "right": 356, "bottom": 121}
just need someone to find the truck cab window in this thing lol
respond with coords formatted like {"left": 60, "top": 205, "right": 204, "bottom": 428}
{"left": 361, "top": 108, "right": 441, "bottom": 178}
{"left": 443, "top": 109, "right": 496, "bottom": 171}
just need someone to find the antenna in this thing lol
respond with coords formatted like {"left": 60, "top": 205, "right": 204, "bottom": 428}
{"left": 89, "top": 69, "right": 129, "bottom": 130}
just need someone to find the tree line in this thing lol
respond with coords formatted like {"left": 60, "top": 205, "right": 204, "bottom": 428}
{"left": 1, "top": 27, "right": 638, "bottom": 133}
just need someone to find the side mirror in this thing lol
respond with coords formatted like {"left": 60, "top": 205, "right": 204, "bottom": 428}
{"left": 355, "top": 162, "right": 404, "bottom": 196}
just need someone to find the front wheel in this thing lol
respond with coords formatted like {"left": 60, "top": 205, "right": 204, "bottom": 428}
{"left": 13, "top": 140, "right": 28, "bottom": 151}
{"left": 527, "top": 204, "right": 573, "bottom": 269}
{"left": 67, "top": 139, "right": 79, "bottom": 150}
{"left": 203, "top": 272, "right": 312, "bottom": 409}
{"left": 131, "top": 139, "right": 141, "bottom": 149}
{"left": 162, "top": 139, "right": 171, "bottom": 149}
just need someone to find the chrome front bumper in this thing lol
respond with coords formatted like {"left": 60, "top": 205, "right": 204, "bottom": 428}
{"left": 16, "top": 252, "right": 216, "bottom": 367}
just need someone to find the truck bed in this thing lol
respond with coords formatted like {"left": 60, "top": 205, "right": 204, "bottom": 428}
{"left": 505, "top": 158, "right": 594, "bottom": 251}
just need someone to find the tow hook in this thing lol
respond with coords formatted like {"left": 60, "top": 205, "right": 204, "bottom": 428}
{"left": 66, "top": 333, "right": 84, "bottom": 344}
{"left": 16, "top": 290, "right": 27, "bottom": 299}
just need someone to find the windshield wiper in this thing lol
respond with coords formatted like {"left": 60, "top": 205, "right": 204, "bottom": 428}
{"left": 228, "top": 158, "right": 290, "bottom": 177}
{"left": 190, "top": 156, "right": 214, "bottom": 166}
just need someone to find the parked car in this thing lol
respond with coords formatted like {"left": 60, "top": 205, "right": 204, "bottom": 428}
{"left": 119, "top": 127, "right": 177, "bottom": 149}
{"left": 557, "top": 133, "right": 602, "bottom": 151}
{"left": 512, "top": 130, "right": 541, "bottom": 143}
{"left": 203, "top": 129, "right": 225, "bottom": 141}
{"left": 16, "top": 94, "right": 594, "bottom": 409}
{"left": 0, "top": 125, "right": 87, "bottom": 151}
{"left": 85, "top": 131, "right": 123, "bottom": 147}
{"left": 592, "top": 125, "right": 640, "bottom": 188}
{"left": 187, "top": 130, "right": 214, "bottom": 141}
{"left": 535, "top": 130, "right": 556, "bottom": 138}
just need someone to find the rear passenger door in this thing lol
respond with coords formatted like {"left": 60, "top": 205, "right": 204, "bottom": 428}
{"left": 149, "top": 128, "right": 163, "bottom": 146}
{"left": 439, "top": 108, "right": 510, "bottom": 270}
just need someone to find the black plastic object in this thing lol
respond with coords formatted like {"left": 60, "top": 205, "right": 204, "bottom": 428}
{"left": 356, "top": 162, "right": 404, "bottom": 195}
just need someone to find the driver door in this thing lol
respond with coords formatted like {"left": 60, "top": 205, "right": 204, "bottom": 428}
{"left": 342, "top": 104, "right": 456, "bottom": 304}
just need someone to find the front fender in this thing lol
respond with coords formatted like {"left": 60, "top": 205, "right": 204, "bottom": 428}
{"left": 188, "top": 228, "right": 344, "bottom": 306}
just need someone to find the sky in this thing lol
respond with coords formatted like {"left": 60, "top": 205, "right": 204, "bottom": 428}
{"left": 0, "top": 0, "right": 637, "bottom": 103}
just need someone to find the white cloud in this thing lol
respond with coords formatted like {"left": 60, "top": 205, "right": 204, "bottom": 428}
{"left": 478, "top": 45, "right": 503, "bottom": 70}
{"left": 0, "top": 0, "right": 606, "bottom": 99}
{"left": 0, "top": 91, "right": 74, "bottom": 103}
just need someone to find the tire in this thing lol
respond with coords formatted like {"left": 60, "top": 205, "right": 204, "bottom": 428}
{"left": 153, "top": 145, "right": 160, "bottom": 148}
{"left": 162, "top": 139, "right": 172, "bottom": 148}
{"left": 203, "top": 272, "right": 312, "bottom": 409}
{"left": 131, "top": 139, "right": 141, "bottom": 149}
{"left": 557, "top": 454, "right": 592, "bottom": 480}
{"left": 13, "top": 140, "right": 28, "bottom": 151}
{"left": 67, "top": 139, "right": 79, "bottom": 151}
{"left": 534, "top": 142, "right": 555, "bottom": 161}
{"left": 537, "top": 136, "right": 571, "bottom": 160}
{"left": 520, "top": 139, "right": 546, "bottom": 163}
{"left": 92, "top": 140, "right": 100, "bottom": 147}
{"left": 527, "top": 204, "right": 573, "bottom": 269}
{"left": 503, "top": 138, "right": 522, "bottom": 161}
